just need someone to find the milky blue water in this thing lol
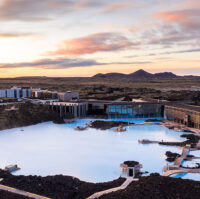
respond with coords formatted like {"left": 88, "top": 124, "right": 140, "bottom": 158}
{"left": 172, "top": 150, "right": 200, "bottom": 181}
{"left": 0, "top": 118, "right": 198, "bottom": 182}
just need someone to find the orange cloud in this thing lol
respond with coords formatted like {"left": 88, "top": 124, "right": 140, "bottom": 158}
{"left": 0, "top": 32, "right": 36, "bottom": 38}
{"left": 48, "top": 33, "right": 138, "bottom": 56}
{"left": 103, "top": 3, "right": 130, "bottom": 13}
{"left": 154, "top": 11, "right": 189, "bottom": 22}
{"left": 153, "top": 9, "right": 200, "bottom": 29}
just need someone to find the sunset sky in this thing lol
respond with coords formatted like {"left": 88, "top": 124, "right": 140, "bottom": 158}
{"left": 0, "top": 0, "right": 200, "bottom": 77}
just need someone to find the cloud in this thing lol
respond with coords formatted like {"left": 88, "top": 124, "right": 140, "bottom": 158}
{"left": 0, "top": 0, "right": 125, "bottom": 21}
{"left": 111, "top": 61, "right": 152, "bottom": 65}
{"left": 144, "top": 8, "right": 200, "bottom": 47}
{"left": 149, "top": 33, "right": 193, "bottom": 45}
{"left": 0, "top": 58, "right": 105, "bottom": 69}
{"left": 102, "top": 3, "right": 130, "bottom": 13}
{"left": 153, "top": 9, "right": 200, "bottom": 30}
{"left": 145, "top": 48, "right": 200, "bottom": 57}
{"left": 161, "top": 48, "right": 200, "bottom": 55}
{"left": 0, "top": 57, "right": 151, "bottom": 70}
{"left": 75, "top": 0, "right": 103, "bottom": 9}
{"left": 0, "top": 32, "right": 37, "bottom": 38}
{"left": 0, "top": 0, "right": 78, "bottom": 21}
{"left": 48, "top": 32, "right": 138, "bottom": 56}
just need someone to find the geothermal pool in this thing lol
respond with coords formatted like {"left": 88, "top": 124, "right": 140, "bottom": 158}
{"left": 0, "top": 118, "right": 199, "bottom": 182}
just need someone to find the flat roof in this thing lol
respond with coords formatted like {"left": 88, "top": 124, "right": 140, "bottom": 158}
{"left": 50, "top": 101, "right": 86, "bottom": 105}
{"left": 124, "top": 161, "right": 139, "bottom": 167}
{"left": 166, "top": 104, "right": 200, "bottom": 113}
{"left": 86, "top": 100, "right": 166, "bottom": 105}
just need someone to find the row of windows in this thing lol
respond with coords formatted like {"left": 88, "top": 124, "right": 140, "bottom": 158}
{"left": 109, "top": 105, "right": 133, "bottom": 114}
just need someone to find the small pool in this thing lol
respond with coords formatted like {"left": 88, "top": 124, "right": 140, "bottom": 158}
{"left": 173, "top": 173, "right": 200, "bottom": 181}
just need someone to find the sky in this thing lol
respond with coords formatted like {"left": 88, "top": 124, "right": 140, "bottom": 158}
{"left": 0, "top": 0, "right": 200, "bottom": 77}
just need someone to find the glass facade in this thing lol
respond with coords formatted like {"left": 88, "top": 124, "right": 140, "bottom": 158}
{"left": 108, "top": 105, "right": 133, "bottom": 116}
{"left": 108, "top": 104, "right": 162, "bottom": 118}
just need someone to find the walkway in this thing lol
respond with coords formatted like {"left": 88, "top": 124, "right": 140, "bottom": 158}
{"left": 86, "top": 177, "right": 137, "bottom": 199}
{"left": 162, "top": 168, "right": 200, "bottom": 177}
{"left": 162, "top": 169, "right": 185, "bottom": 177}
{"left": 162, "top": 146, "right": 189, "bottom": 176}
{"left": 174, "top": 147, "right": 189, "bottom": 166}
{"left": 0, "top": 184, "right": 51, "bottom": 199}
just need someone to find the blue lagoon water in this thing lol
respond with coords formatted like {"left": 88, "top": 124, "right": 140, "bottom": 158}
{"left": 173, "top": 150, "right": 200, "bottom": 181}
{"left": 0, "top": 118, "right": 196, "bottom": 182}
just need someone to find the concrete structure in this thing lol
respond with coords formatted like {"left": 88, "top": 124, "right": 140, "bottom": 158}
{"left": 57, "top": 91, "right": 79, "bottom": 101}
{"left": 120, "top": 161, "right": 142, "bottom": 177}
{"left": 50, "top": 102, "right": 87, "bottom": 118}
{"left": 165, "top": 104, "right": 200, "bottom": 129}
{"left": 32, "top": 99, "right": 59, "bottom": 104}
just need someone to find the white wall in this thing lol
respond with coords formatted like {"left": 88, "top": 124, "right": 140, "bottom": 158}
{"left": 22, "top": 89, "right": 27, "bottom": 98}
{"left": 7, "top": 89, "right": 15, "bottom": 98}
{"left": 0, "top": 90, "right": 6, "bottom": 98}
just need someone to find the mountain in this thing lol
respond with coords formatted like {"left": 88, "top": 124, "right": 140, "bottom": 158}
{"left": 154, "top": 72, "right": 177, "bottom": 78}
{"left": 93, "top": 73, "right": 126, "bottom": 78}
{"left": 92, "top": 69, "right": 179, "bottom": 79}
{"left": 128, "top": 69, "right": 154, "bottom": 78}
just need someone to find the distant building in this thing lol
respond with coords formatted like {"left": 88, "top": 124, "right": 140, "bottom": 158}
{"left": 0, "top": 90, "right": 6, "bottom": 98}
{"left": 49, "top": 101, "right": 87, "bottom": 118}
{"left": 6, "top": 89, "right": 15, "bottom": 98}
{"left": 21, "top": 88, "right": 32, "bottom": 98}
{"left": 57, "top": 91, "right": 79, "bottom": 101}
{"left": 11, "top": 87, "right": 21, "bottom": 98}
{"left": 32, "top": 90, "right": 58, "bottom": 99}
{"left": 165, "top": 104, "right": 200, "bottom": 129}
{"left": 0, "top": 87, "right": 40, "bottom": 99}
{"left": 32, "top": 90, "right": 43, "bottom": 98}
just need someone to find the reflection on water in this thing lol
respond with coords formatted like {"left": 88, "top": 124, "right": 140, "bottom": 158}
{"left": 0, "top": 118, "right": 196, "bottom": 182}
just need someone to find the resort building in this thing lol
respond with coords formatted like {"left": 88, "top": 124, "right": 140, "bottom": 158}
{"left": 49, "top": 101, "right": 88, "bottom": 118}
{"left": 120, "top": 161, "right": 142, "bottom": 177}
{"left": 0, "top": 87, "right": 34, "bottom": 99}
{"left": 87, "top": 100, "right": 164, "bottom": 118}
{"left": 49, "top": 100, "right": 165, "bottom": 119}
{"left": 0, "top": 90, "right": 6, "bottom": 98}
{"left": 57, "top": 91, "right": 79, "bottom": 101}
{"left": 165, "top": 104, "right": 200, "bottom": 129}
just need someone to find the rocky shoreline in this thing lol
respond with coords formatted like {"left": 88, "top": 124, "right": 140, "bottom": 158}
{"left": 0, "top": 190, "right": 30, "bottom": 199}
{"left": 162, "top": 120, "right": 200, "bottom": 134}
{"left": 165, "top": 151, "right": 181, "bottom": 162}
{"left": 1, "top": 171, "right": 200, "bottom": 199}
{"left": 0, "top": 102, "right": 64, "bottom": 131}
{"left": 89, "top": 120, "right": 135, "bottom": 130}
{"left": 100, "top": 175, "right": 200, "bottom": 199}
{"left": 0, "top": 170, "right": 125, "bottom": 199}
{"left": 159, "top": 133, "right": 200, "bottom": 147}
